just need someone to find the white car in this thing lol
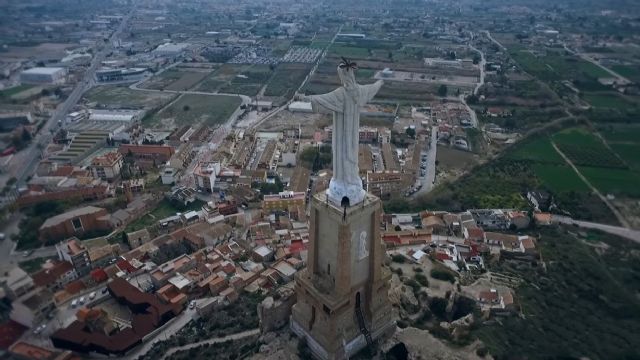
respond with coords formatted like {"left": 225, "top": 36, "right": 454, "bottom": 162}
{"left": 188, "top": 300, "right": 196, "bottom": 309}
{"left": 89, "top": 292, "right": 96, "bottom": 300}
{"left": 71, "top": 299, "right": 78, "bottom": 308}
{"left": 0, "top": 233, "right": 5, "bottom": 240}
{"left": 79, "top": 297, "right": 85, "bottom": 305}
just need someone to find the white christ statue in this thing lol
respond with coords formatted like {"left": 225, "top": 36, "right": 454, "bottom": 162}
{"left": 303, "top": 59, "right": 383, "bottom": 207}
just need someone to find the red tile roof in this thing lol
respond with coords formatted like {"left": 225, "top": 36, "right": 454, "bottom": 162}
{"left": 32, "top": 261, "right": 74, "bottom": 287}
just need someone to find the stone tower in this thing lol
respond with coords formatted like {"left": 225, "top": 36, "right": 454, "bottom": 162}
{"left": 290, "top": 191, "right": 395, "bottom": 359}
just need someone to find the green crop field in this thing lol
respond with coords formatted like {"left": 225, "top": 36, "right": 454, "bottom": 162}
{"left": 599, "top": 124, "right": 640, "bottom": 143}
{"left": 510, "top": 50, "right": 614, "bottom": 85}
{"left": 508, "top": 137, "right": 564, "bottom": 164}
{"left": 553, "top": 128, "right": 627, "bottom": 169}
{"left": 219, "top": 65, "right": 274, "bottom": 96}
{"left": 531, "top": 164, "right": 589, "bottom": 193}
{"left": 611, "top": 65, "right": 640, "bottom": 82}
{"left": 610, "top": 144, "right": 640, "bottom": 170}
{"left": 0, "top": 84, "right": 34, "bottom": 97}
{"left": 150, "top": 94, "right": 241, "bottom": 127}
{"left": 579, "top": 166, "right": 640, "bottom": 196}
{"left": 264, "top": 63, "right": 311, "bottom": 98}
{"left": 195, "top": 64, "right": 250, "bottom": 93}
{"left": 583, "top": 92, "right": 638, "bottom": 110}
{"left": 329, "top": 45, "right": 370, "bottom": 58}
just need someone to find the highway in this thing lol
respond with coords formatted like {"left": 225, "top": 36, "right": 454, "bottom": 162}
{"left": 13, "top": 8, "right": 136, "bottom": 185}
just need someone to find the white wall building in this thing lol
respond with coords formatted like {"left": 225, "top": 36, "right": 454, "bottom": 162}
{"left": 20, "top": 67, "right": 67, "bottom": 84}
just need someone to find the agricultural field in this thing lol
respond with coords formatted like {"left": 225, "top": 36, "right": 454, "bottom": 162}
{"left": 582, "top": 92, "right": 638, "bottom": 110}
{"left": 552, "top": 128, "right": 626, "bottom": 169}
{"left": 508, "top": 137, "right": 564, "bottom": 164}
{"left": 507, "top": 136, "right": 588, "bottom": 193}
{"left": 531, "top": 164, "right": 589, "bottom": 193}
{"left": 84, "top": 85, "right": 174, "bottom": 109}
{"left": 611, "top": 64, "right": 640, "bottom": 83}
{"left": 552, "top": 127, "right": 640, "bottom": 198}
{"left": 219, "top": 65, "right": 274, "bottom": 96}
{"left": 149, "top": 93, "right": 241, "bottom": 128}
{"left": 264, "top": 63, "right": 312, "bottom": 99}
{"left": 195, "top": 64, "right": 252, "bottom": 93}
{"left": 0, "top": 84, "right": 34, "bottom": 98}
{"left": 578, "top": 167, "right": 640, "bottom": 197}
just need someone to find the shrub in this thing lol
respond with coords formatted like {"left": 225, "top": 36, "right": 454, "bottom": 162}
{"left": 414, "top": 267, "right": 423, "bottom": 273}
{"left": 415, "top": 273, "right": 429, "bottom": 287}
{"left": 430, "top": 269, "right": 456, "bottom": 283}
{"left": 391, "top": 254, "right": 405, "bottom": 263}
{"left": 476, "top": 347, "right": 488, "bottom": 357}
{"left": 404, "top": 279, "right": 421, "bottom": 292}
{"left": 429, "top": 297, "right": 448, "bottom": 319}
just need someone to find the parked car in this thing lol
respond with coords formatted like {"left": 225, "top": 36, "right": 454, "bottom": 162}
{"left": 89, "top": 292, "right": 96, "bottom": 300}
{"left": 79, "top": 297, "right": 85, "bottom": 305}
{"left": 71, "top": 299, "right": 78, "bottom": 308}
{"left": 188, "top": 300, "right": 196, "bottom": 309}
{"left": 0, "top": 233, "right": 5, "bottom": 241}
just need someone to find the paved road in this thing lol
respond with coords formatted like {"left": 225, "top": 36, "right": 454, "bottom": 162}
{"left": 125, "top": 308, "right": 198, "bottom": 360}
{"left": 551, "top": 141, "right": 630, "bottom": 228}
{"left": 412, "top": 126, "right": 438, "bottom": 197}
{"left": 12, "top": 8, "right": 135, "bottom": 186}
{"left": 159, "top": 328, "right": 260, "bottom": 360}
{"left": 552, "top": 215, "right": 640, "bottom": 243}
{"left": 459, "top": 95, "right": 478, "bottom": 128}
{"left": 562, "top": 44, "right": 630, "bottom": 84}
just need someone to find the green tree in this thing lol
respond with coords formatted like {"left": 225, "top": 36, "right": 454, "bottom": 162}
{"left": 438, "top": 84, "right": 448, "bottom": 97}
{"left": 405, "top": 127, "right": 416, "bottom": 138}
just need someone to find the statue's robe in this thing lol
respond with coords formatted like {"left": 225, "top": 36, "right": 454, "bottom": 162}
{"left": 306, "top": 78, "right": 383, "bottom": 206}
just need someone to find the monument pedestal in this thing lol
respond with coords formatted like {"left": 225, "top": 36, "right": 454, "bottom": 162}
{"left": 291, "top": 192, "right": 395, "bottom": 360}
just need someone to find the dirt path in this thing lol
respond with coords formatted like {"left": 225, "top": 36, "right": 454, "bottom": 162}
{"left": 160, "top": 328, "right": 260, "bottom": 360}
{"left": 551, "top": 141, "right": 630, "bottom": 228}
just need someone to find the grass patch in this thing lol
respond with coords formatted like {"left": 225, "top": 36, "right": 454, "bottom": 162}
{"left": 19, "top": 257, "right": 55, "bottom": 274}
{"left": 151, "top": 94, "right": 241, "bottom": 127}
{"left": 0, "top": 85, "right": 34, "bottom": 98}
{"left": 125, "top": 198, "right": 205, "bottom": 233}
{"left": 85, "top": 85, "right": 173, "bottom": 109}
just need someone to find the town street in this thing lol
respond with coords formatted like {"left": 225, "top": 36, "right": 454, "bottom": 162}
{"left": 552, "top": 215, "right": 640, "bottom": 244}
{"left": 413, "top": 126, "right": 439, "bottom": 197}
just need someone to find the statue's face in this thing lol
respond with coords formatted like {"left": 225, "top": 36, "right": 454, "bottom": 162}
{"left": 337, "top": 66, "right": 357, "bottom": 90}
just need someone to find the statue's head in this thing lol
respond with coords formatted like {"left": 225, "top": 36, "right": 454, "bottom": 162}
{"left": 338, "top": 57, "right": 357, "bottom": 90}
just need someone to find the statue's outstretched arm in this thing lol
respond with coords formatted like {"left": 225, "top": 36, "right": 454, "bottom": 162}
{"left": 359, "top": 80, "right": 384, "bottom": 104}
{"left": 301, "top": 88, "right": 344, "bottom": 113}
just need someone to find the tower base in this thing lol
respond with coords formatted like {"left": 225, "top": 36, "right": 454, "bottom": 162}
{"left": 290, "top": 191, "right": 395, "bottom": 360}
{"left": 291, "top": 313, "right": 396, "bottom": 360}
